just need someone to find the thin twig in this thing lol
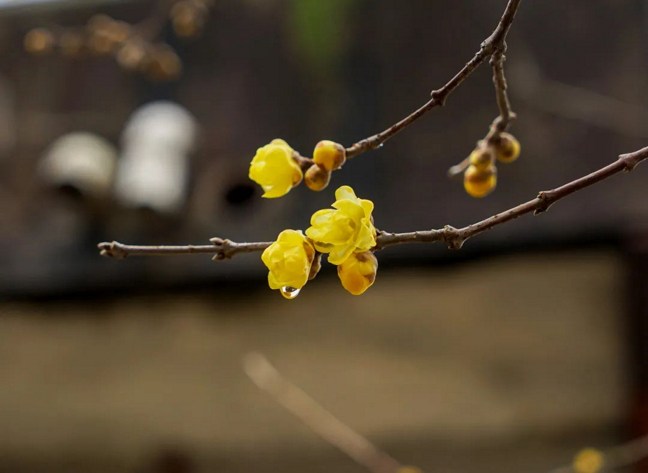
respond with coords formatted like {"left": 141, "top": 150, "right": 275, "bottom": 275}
{"left": 486, "top": 47, "right": 516, "bottom": 138}
{"left": 98, "top": 238, "right": 272, "bottom": 260}
{"left": 345, "top": 0, "right": 522, "bottom": 159}
{"left": 379, "top": 146, "right": 648, "bottom": 250}
{"left": 243, "top": 352, "right": 404, "bottom": 473}
{"left": 98, "top": 145, "right": 648, "bottom": 259}
{"left": 447, "top": 45, "right": 517, "bottom": 178}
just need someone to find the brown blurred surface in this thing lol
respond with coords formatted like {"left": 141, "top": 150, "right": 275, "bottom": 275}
{"left": 0, "top": 250, "right": 628, "bottom": 472}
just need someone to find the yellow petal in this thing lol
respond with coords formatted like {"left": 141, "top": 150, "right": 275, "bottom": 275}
{"left": 360, "top": 198, "right": 374, "bottom": 217}
{"left": 328, "top": 244, "right": 354, "bottom": 265}
{"left": 335, "top": 185, "right": 357, "bottom": 202}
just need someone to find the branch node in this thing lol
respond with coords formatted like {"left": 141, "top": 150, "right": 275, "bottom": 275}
{"left": 442, "top": 225, "right": 465, "bottom": 250}
{"left": 429, "top": 90, "right": 446, "bottom": 105}
{"left": 534, "top": 191, "right": 554, "bottom": 215}
{"left": 210, "top": 237, "right": 230, "bottom": 260}
{"left": 620, "top": 154, "right": 640, "bottom": 172}
{"left": 480, "top": 38, "right": 495, "bottom": 54}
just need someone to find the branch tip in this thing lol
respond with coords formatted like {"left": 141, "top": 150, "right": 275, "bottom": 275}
{"left": 98, "top": 241, "right": 127, "bottom": 259}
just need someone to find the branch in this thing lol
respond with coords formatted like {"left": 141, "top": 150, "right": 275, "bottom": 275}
{"left": 98, "top": 146, "right": 648, "bottom": 259}
{"left": 487, "top": 48, "right": 516, "bottom": 137}
{"left": 344, "top": 0, "right": 522, "bottom": 159}
{"left": 243, "top": 353, "right": 405, "bottom": 473}
{"left": 378, "top": 146, "right": 648, "bottom": 250}
{"left": 98, "top": 238, "right": 272, "bottom": 260}
{"left": 447, "top": 44, "right": 517, "bottom": 178}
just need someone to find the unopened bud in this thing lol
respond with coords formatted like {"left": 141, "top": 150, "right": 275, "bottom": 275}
{"left": 304, "top": 163, "right": 331, "bottom": 191}
{"left": 313, "top": 140, "right": 346, "bottom": 172}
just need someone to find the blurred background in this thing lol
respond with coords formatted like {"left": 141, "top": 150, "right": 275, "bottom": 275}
{"left": 0, "top": 0, "right": 647, "bottom": 472}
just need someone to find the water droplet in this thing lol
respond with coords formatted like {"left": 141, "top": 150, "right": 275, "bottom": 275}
{"left": 377, "top": 143, "right": 384, "bottom": 149}
{"left": 280, "top": 286, "right": 300, "bottom": 300}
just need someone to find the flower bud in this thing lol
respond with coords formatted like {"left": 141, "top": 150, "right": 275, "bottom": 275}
{"left": 464, "top": 164, "right": 497, "bottom": 198}
{"left": 24, "top": 28, "right": 55, "bottom": 54}
{"left": 171, "top": 1, "right": 204, "bottom": 38}
{"left": 146, "top": 46, "right": 182, "bottom": 81}
{"left": 117, "top": 41, "right": 148, "bottom": 71}
{"left": 337, "top": 251, "right": 378, "bottom": 296}
{"left": 494, "top": 132, "right": 520, "bottom": 163}
{"left": 304, "top": 163, "right": 331, "bottom": 191}
{"left": 468, "top": 146, "right": 494, "bottom": 170}
{"left": 313, "top": 140, "right": 346, "bottom": 172}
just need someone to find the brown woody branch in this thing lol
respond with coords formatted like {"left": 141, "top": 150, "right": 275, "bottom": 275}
{"left": 344, "top": 0, "right": 522, "bottom": 159}
{"left": 98, "top": 145, "right": 648, "bottom": 260}
{"left": 488, "top": 48, "right": 516, "bottom": 137}
{"left": 98, "top": 238, "right": 272, "bottom": 260}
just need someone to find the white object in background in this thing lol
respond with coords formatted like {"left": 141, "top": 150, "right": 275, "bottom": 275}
{"left": 39, "top": 132, "right": 117, "bottom": 199}
{"left": 114, "top": 101, "right": 198, "bottom": 215}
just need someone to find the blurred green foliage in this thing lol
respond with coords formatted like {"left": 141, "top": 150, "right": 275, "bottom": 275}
{"left": 288, "top": 0, "right": 356, "bottom": 72}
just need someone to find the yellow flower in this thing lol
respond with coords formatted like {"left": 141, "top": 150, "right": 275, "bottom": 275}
{"left": 337, "top": 251, "right": 378, "bottom": 295}
{"left": 261, "top": 230, "right": 315, "bottom": 298}
{"left": 249, "top": 139, "right": 303, "bottom": 198}
{"left": 305, "top": 185, "right": 376, "bottom": 265}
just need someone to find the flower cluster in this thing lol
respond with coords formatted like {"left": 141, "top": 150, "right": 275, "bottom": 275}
{"left": 251, "top": 131, "right": 520, "bottom": 299}
{"left": 248, "top": 139, "right": 346, "bottom": 198}
{"left": 462, "top": 132, "right": 520, "bottom": 198}
{"left": 260, "top": 186, "right": 378, "bottom": 299}
{"left": 23, "top": 1, "right": 213, "bottom": 82}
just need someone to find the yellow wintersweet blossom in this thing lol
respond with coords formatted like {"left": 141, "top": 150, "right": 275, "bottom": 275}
{"left": 261, "top": 230, "right": 315, "bottom": 298}
{"left": 305, "top": 185, "right": 376, "bottom": 265}
{"left": 249, "top": 139, "right": 302, "bottom": 198}
{"left": 337, "top": 251, "right": 378, "bottom": 295}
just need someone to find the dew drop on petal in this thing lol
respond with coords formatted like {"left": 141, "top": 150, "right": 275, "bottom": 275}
{"left": 377, "top": 143, "right": 384, "bottom": 149}
{"left": 280, "top": 286, "right": 301, "bottom": 299}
